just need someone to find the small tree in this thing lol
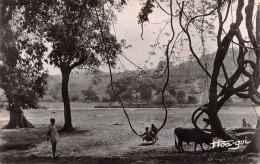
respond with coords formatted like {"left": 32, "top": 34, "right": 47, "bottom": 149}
{"left": 82, "top": 88, "right": 99, "bottom": 102}
{"left": 186, "top": 95, "right": 197, "bottom": 104}
{"left": 71, "top": 95, "right": 80, "bottom": 102}
{"left": 168, "top": 85, "right": 177, "bottom": 97}
{"left": 184, "top": 78, "right": 190, "bottom": 84}
{"left": 177, "top": 90, "right": 186, "bottom": 104}
{"left": 106, "top": 75, "right": 133, "bottom": 101}
{"left": 136, "top": 80, "right": 153, "bottom": 102}
{"left": 121, "top": 90, "right": 134, "bottom": 102}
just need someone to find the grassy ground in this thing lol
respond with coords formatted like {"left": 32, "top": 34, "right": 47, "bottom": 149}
{"left": 0, "top": 105, "right": 260, "bottom": 163}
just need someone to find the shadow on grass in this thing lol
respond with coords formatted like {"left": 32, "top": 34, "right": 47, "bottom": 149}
{"left": 1, "top": 156, "right": 141, "bottom": 164}
{"left": 0, "top": 125, "right": 90, "bottom": 152}
{"left": 0, "top": 143, "right": 35, "bottom": 152}
{"left": 138, "top": 142, "right": 156, "bottom": 146}
{"left": 0, "top": 126, "right": 47, "bottom": 152}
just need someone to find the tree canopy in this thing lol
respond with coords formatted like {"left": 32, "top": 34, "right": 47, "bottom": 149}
{"left": 22, "top": 0, "right": 124, "bottom": 132}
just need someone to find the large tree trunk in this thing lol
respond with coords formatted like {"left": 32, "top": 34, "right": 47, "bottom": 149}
{"left": 205, "top": 0, "right": 245, "bottom": 141}
{"left": 3, "top": 103, "right": 33, "bottom": 129}
{"left": 60, "top": 67, "right": 74, "bottom": 132}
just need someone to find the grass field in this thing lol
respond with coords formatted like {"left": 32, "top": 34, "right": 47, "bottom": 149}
{"left": 0, "top": 104, "right": 259, "bottom": 163}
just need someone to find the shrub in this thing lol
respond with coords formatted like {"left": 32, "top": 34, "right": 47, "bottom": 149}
{"left": 177, "top": 90, "right": 186, "bottom": 104}
{"left": 71, "top": 95, "right": 79, "bottom": 102}
{"left": 42, "top": 95, "right": 55, "bottom": 102}
{"left": 186, "top": 95, "right": 197, "bottom": 104}
{"left": 184, "top": 78, "right": 190, "bottom": 83}
{"left": 189, "top": 88, "right": 200, "bottom": 94}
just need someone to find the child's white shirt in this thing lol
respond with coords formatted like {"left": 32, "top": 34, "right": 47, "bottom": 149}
{"left": 48, "top": 124, "right": 59, "bottom": 143}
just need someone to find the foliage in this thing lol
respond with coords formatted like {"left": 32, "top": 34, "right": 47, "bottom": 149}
{"left": 25, "top": 1, "right": 121, "bottom": 72}
{"left": 1, "top": 62, "right": 48, "bottom": 109}
{"left": 71, "top": 95, "right": 80, "bottom": 102}
{"left": 82, "top": 87, "right": 99, "bottom": 102}
{"left": 13, "top": 0, "right": 125, "bottom": 131}
{"left": 106, "top": 75, "right": 134, "bottom": 101}
{"left": 0, "top": 3, "right": 48, "bottom": 109}
{"left": 136, "top": 79, "right": 154, "bottom": 101}
{"left": 138, "top": 0, "right": 155, "bottom": 24}
{"left": 177, "top": 90, "right": 186, "bottom": 104}
{"left": 167, "top": 84, "right": 177, "bottom": 97}
{"left": 42, "top": 95, "right": 55, "bottom": 102}
{"left": 186, "top": 95, "right": 197, "bottom": 104}
{"left": 184, "top": 78, "right": 190, "bottom": 84}
{"left": 120, "top": 89, "right": 134, "bottom": 102}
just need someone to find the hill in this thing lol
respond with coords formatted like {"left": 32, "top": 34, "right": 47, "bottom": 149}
{"left": 43, "top": 71, "right": 110, "bottom": 102}
{"left": 42, "top": 48, "right": 252, "bottom": 105}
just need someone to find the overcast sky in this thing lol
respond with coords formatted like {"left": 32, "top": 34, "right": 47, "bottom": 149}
{"left": 44, "top": 0, "right": 258, "bottom": 75}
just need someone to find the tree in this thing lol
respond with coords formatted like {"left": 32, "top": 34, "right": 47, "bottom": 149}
{"left": 136, "top": 78, "right": 155, "bottom": 102}
{"left": 138, "top": 0, "right": 260, "bottom": 152}
{"left": 120, "top": 90, "right": 134, "bottom": 102}
{"left": 106, "top": 75, "right": 134, "bottom": 101}
{"left": 167, "top": 84, "right": 177, "bottom": 97}
{"left": 184, "top": 78, "right": 190, "bottom": 84}
{"left": 1, "top": 0, "right": 124, "bottom": 132}
{"left": 186, "top": 95, "right": 197, "bottom": 104}
{"left": 177, "top": 90, "right": 186, "bottom": 104}
{"left": 0, "top": 1, "right": 48, "bottom": 129}
{"left": 70, "top": 95, "right": 80, "bottom": 102}
{"left": 22, "top": 1, "right": 123, "bottom": 132}
{"left": 82, "top": 87, "right": 99, "bottom": 102}
{"left": 1, "top": 60, "right": 48, "bottom": 129}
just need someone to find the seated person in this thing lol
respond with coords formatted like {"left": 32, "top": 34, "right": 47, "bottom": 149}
{"left": 151, "top": 124, "right": 158, "bottom": 135}
{"left": 151, "top": 124, "right": 159, "bottom": 142}
{"left": 140, "top": 127, "right": 154, "bottom": 142}
{"left": 242, "top": 118, "right": 252, "bottom": 128}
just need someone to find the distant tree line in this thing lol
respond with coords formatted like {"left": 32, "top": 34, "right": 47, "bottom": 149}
{"left": 44, "top": 72, "right": 200, "bottom": 105}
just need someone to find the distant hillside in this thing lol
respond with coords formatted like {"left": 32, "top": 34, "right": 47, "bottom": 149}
{"left": 43, "top": 71, "right": 110, "bottom": 102}
{"left": 42, "top": 48, "right": 252, "bottom": 105}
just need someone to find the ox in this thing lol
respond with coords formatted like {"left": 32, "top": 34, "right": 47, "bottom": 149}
{"left": 174, "top": 128, "right": 213, "bottom": 153}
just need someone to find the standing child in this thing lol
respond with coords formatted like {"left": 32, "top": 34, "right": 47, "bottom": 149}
{"left": 47, "top": 118, "right": 59, "bottom": 157}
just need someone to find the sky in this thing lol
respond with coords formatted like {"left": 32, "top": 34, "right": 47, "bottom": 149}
{"left": 44, "top": 0, "right": 178, "bottom": 75}
{"left": 44, "top": 0, "right": 259, "bottom": 75}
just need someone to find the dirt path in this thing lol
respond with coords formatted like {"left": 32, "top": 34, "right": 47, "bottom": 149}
{"left": 1, "top": 126, "right": 259, "bottom": 164}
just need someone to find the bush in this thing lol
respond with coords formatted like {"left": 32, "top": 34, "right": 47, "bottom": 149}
{"left": 42, "top": 95, "right": 55, "bottom": 102}
{"left": 184, "top": 78, "right": 190, "bottom": 83}
{"left": 52, "top": 94, "right": 61, "bottom": 101}
{"left": 102, "top": 97, "right": 109, "bottom": 102}
{"left": 177, "top": 90, "right": 186, "bottom": 104}
{"left": 189, "top": 88, "right": 200, "bottom": 94}
{"left": 82, "top": 88, "right": 99, "bottom": 102}
{"left": 71, "top": 95, "right": 79, "bottom": 101}
{"left": 186, "top": 95, "right": 197, "bottom": 104}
